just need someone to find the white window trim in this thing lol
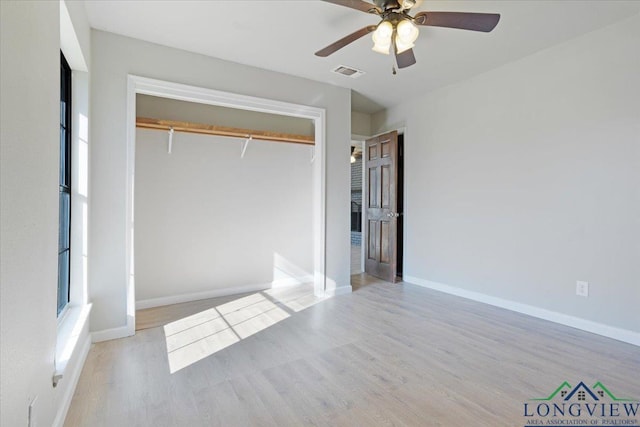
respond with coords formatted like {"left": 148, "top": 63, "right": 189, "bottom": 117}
{"left": 56, "top": 0, "right": 91, "bottom": 376}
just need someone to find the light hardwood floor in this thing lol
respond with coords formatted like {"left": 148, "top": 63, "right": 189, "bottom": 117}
{"left": 135, "top": 291, "right": 260, "bottom": 332}
{"left": 351, "top": 244, "right": 362, "bottom": 275}
{"left": 65, "top": 277, "right": 640, "bottom": 426}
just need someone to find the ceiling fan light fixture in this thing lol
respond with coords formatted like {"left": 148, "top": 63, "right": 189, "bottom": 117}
{"left": 372, "top": 20, "right": 393, "bottom": 54}
{"left": 372, "top": 39, "right": 391, "bottom": 54}
{"left": 374, "top": 20, "right": 394, "bottom": 39}
{"left": 396, "top": 18, "right": 419, "bottom": 45}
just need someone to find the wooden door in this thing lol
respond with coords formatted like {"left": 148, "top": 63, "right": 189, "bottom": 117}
{"left": 364, "top": 131, "right": 399, "bottom": 282}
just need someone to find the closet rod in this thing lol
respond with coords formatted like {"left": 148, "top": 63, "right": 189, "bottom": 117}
{"left": 136, "top": 117, "right": 315, "bottom": 146}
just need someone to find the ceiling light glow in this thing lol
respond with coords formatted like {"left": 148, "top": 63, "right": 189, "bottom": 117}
{"left": 396, "top": 19, "right": 419, "bottom": 45}
{"left": 372, "top": 20, "right": 393, "bottom": 54}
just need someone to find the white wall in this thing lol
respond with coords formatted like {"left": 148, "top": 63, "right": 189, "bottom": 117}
{"left": 1, "top": 2, "right": 59, "bottom": 425}
{"left": 90, "top": 30, "right": 351, "bottom": 333}
{"left": 1, "top": 2, "right": 93, "bottom": 425}
{"left": 0, "top": 2, "right": 53, "bottom": 425}
{"left": 373, "top": 15, "right": 640, "bottom": 336}
{"left": 135, "top": 129, "right": 314, "bottom": 303}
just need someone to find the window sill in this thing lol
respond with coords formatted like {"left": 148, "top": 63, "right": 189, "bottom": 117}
{"left": 55, "top": 303, "right": 92, "bottom": 382}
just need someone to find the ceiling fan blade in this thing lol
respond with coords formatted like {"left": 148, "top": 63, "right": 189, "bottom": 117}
{"left": 395, "top": 48, "right": 416, "bottom": 69}
{"left": 413, "top": 11, "right": 500, "bottom": 32}
{"left": 321, "top": 0, "right": 381, "bottom": 14}
{"left": 315, "top": 25, "right": 377, "bottom": 57}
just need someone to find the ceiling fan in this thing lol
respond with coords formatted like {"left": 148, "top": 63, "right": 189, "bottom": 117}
{"left": 315, "top": 0, "right": 500, "bottom": 69}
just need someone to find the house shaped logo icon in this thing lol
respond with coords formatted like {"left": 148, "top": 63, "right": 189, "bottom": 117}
{"left": 531, "top": 381, "right": 634, "bottom": 402}
{"left": 523, "top": 381, "right": 639, "bottom": 424}
{"left": 563, "top": 382, "right": 599, "bottom": 401}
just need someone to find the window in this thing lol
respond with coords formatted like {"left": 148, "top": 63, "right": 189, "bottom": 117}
{"left": 58, "top": 52, "right": 72, "bottom": 316}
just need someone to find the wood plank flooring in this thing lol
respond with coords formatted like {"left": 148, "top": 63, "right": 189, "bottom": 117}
{"left": 351, "top": 244, "right": 362, "bottom": 275}
{"left": 136, "top": 291, "right": 260, "bottom": 331}
{"left": 64, "top": 276, "right": 640, "bottom": 426}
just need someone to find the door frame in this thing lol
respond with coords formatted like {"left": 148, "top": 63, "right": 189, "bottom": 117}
{"left": 361, "top": 127, "right": 407, "bottom": 281}
{"left": 349, "top": 139, "right": 366, "bottom": 274}
{"left": 125, "top": 75, "right": 327, "bottom": 336}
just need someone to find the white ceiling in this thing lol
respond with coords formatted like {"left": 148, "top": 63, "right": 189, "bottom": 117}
{"left": 85, "top": 0, "right": 640, "bottom": 114}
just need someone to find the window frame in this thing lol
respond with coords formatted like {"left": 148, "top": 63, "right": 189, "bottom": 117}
{"left": 58, "top": 51, "right": 72, "bottom": 317}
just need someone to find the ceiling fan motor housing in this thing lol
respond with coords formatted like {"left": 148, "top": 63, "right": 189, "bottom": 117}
{"left": 374, "top": 0, "right": 416, "bottom": 12}
{"left": 374, "top": 0, "right": 400, "bottom": 10}
{"left": 382, "top": 12, "right": 411, "bottom": 26}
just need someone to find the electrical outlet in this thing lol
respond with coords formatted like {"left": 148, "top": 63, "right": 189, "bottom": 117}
{"left": 576, "top": 281, "right": 589, "bottom": 297}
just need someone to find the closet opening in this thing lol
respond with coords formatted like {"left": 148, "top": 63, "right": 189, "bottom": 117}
{"left": 123, "top": 76, "right": 327, "bottom": 338}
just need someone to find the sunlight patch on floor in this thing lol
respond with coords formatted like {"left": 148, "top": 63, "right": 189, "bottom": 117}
{"left": 164, "top": 284, "right": 327, "bottom": 373}
{"left": 264, "top": 286, "right": 326, "bottom": 313}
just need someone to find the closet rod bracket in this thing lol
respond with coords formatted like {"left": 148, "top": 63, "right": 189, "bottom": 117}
{"left": 241, "top": 135, "right": 252, "bottom": 158}
{"left": 168, "top": 127, "right": 174, "bottom": 154}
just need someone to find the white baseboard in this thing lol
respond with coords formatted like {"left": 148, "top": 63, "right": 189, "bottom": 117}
{"left": 52, "top": 333, "right": 91, "bottom": 427}
{"left": 324, "top": 285, "right": 353, "bottom": 297}
{"left": 404, "top": 275, "right": 640, "bottom": 347}
{"left": 136, "top": 277, "right": 315, "bottom": 310}
{"left": 323, "top": 276, "right": 352, "bottom": 297}
{"left": 91, "top": 324, "right": 134, "bottom": 343}
{"left": 271, "top": 275, "right": 315, "bottom": 289}
{"left": 135, "top": 283, "right": 269, "bottom": 310}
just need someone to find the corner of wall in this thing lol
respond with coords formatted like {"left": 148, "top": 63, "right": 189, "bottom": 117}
{"left": 351, "top": 110, "right": 372, "bottom": 138}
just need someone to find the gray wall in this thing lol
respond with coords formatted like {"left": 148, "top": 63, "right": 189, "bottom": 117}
{"left": 90, "top": 30, "right": 351, "bottom": 332}
{"left": 351, "top": 110, "right": 372, "bottom": 137}
{"left": 135, "top": 129, "right": 313, "bottom": 302}
{"left": 1, "top": 2, "right": 58, "bottom": 425}
{"left": 373, "top": 15, "right": 640, "bottom": 333}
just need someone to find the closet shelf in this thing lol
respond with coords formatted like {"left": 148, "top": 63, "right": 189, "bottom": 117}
{"left": 136, "top": 117, "right": 315, "bottom": 145}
